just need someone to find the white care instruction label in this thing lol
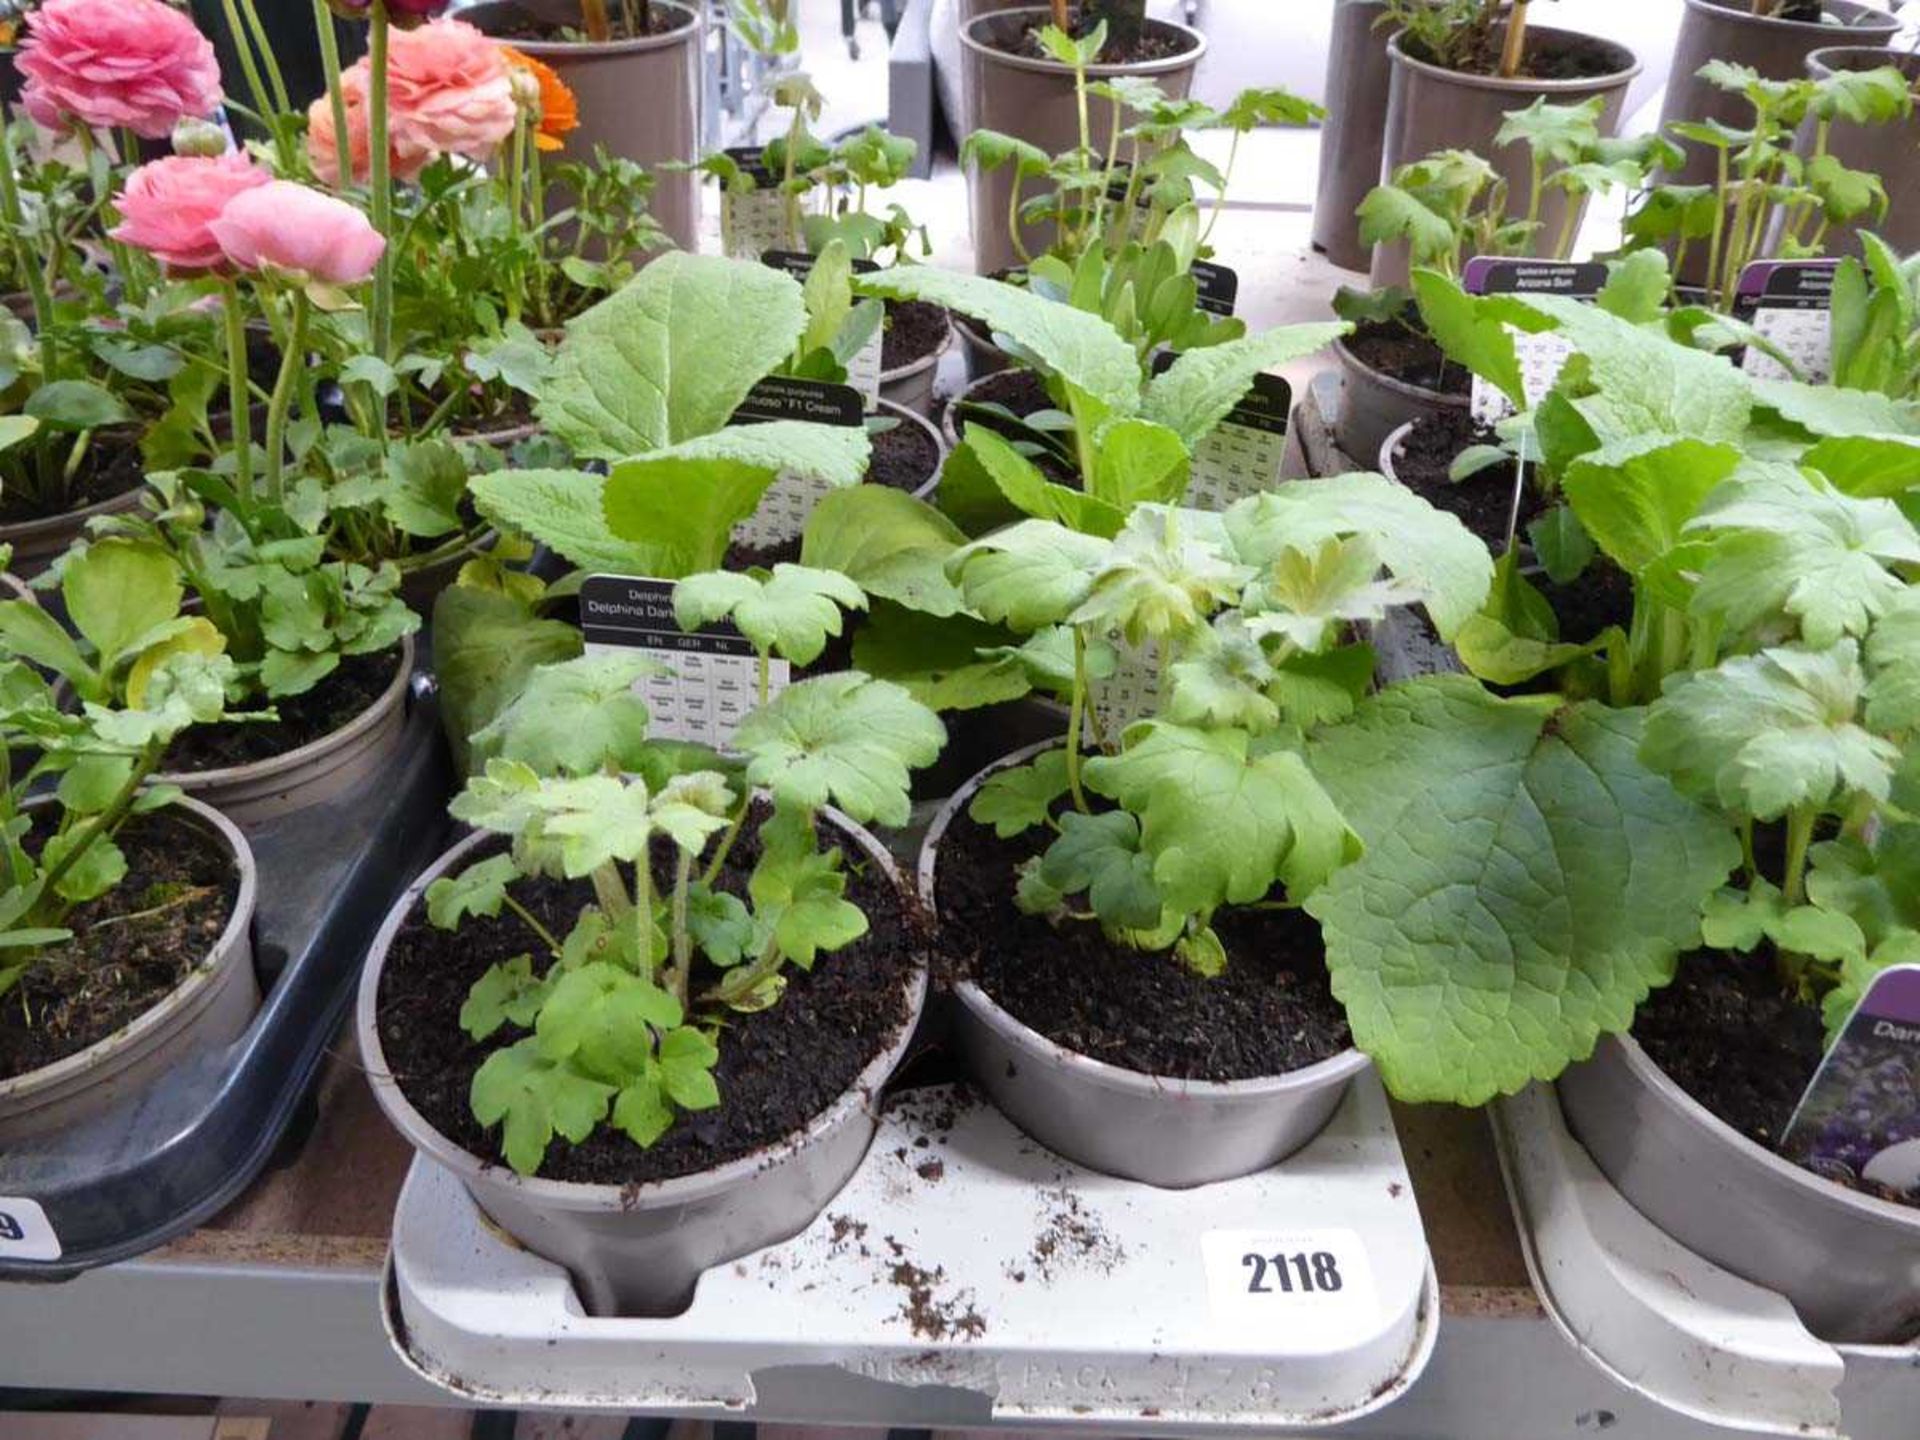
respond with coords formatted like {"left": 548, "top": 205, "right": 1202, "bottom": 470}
{"left": 728, "top": 376, "right": 866, "bottom": 551}
{"left": 719, "top": 147, "right": 801, "bottom": 261}
{"left": 1735, "top": 259, "right": 1836, "bottom": 384}
{"left": 1091, "top": 637, "right": 1164, "bottom": 737}
{"left": 1462, "top": 257, "right": 1605, "bottom": 425}
{"left": 763, "top": 249, "right": 884, "bottom": 407}
{"left": 1201, "top": 1229, "right": 1378, "bottom": 1351}
{"left": 580, "top": 575, "right": 790, "bottom": 747}
{"left": 0, "top": 1197, "right": 61, "bottom": 1261}
{"left": 1186, "top": 372, "right": 1292, "bottom": 509}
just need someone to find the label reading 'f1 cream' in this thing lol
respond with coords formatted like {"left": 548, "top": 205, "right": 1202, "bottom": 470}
{"left": 0, "top": 1197, "right": 61, "bottom": 1260}
{"left": 1201, "top": 1229, "right": 1378, "bottom": 1350}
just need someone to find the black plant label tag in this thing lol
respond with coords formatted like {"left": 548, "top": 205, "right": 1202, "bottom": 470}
{"left": 1734, "top": 259, "right": 1837, "bottom": 384}
{"left": 1780, "top": 964, "right": 1920, "bottom": 1201}
{"left": 761, "top": 250, "right": 885, "bottom": 403}
{"left": 1193, "top": 260, "right": 1240, "bottom": 317}
{"left": 579, "top": 574, "right": 788, "bottom": 747}
{"left": 731, "top": 375, "right": 864, "bottom": 429}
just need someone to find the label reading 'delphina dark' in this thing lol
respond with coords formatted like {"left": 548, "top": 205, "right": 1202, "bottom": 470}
{"left": 579, "top": 574, "right": 790, "bottom": 749}
{"left": 1781, "top": 964, "right": 1920, "bottom": 1201}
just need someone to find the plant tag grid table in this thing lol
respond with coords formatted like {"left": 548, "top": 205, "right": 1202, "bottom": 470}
{"left": 386, "top": 1077, "right": 1437, "bottom": 1430}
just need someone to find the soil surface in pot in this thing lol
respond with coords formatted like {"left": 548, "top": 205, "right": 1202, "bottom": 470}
{"left": 162, "top": 647, "right": 402, "bottom": 773}
{"left": 0, "top": 812, "right": 240, "bottom": 1081}
{"left": 994, "top": 10, "right": 1191, "bottom": 65}
{"left": 1346, "top": 318, "right": 1471, "bottom": 398}
{"left": 475, "top": 4, "right": 683, "bottom": 42}
{"left": 1400, "top": 28, "right": 1625, "bottom": 81}
{"left": 725, "top": 419, "right": 941, "bottom": 572}
{"left": 1545, "top": 559, "right": 1635, "bottom": 642}
{"left": 376, "top": 808, "right": 919, "bottom": 1186}
{"left": 1635, "top": 946, "right": 1916, "bottom": 1208}
{"left": 1392, "top": 411, "right": 1545, "bottom": 549}
{"left": 883, "top": 300, "right": 949, "bottom": 373}
{"left": 0, "top": 428, "right": 142, "bottom": 526}
{"left": 935, "top": 793, "right": 1351, "bottom": 1081}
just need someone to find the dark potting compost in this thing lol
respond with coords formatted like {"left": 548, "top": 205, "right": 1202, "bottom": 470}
{"left": 0, "top": 429, "right": 144, "bottom": 525}
{"left": 883, "top": 300, "right": 950, "bottom": 372}
{"left": 724, "top": 421, "right": 940, "bottom": 572}
{"left": 1391, "top": 411, "right": 1545, "bottom": 549}
{"left": 161, "top": 647, "right": 402, "bottom": 773}
{"left": 1401, "top": 27, "right": 1627, "bottom": 81}
{"left": 935, "top": 796, "right": 1351, "bottom": 1082}
{"left": 997, "top": 11, "right": 1192, "bottom": 66}
{"left": 0, "top": 813, "right": 239, "bottom": 1081}
{"left": 1345, "top": 318, "right": 1471, "bottom": 398}
{"left": 376, "top": 812, "right": 919, "bottom": 1186}
{"left": 479, "top": 3, "right": 683, "bottom": 42}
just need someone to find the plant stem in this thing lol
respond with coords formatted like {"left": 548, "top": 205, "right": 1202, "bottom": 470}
{"left": 236, "top": 0, "right": 293, "bottom": 124}
{"left": 217, "top": 0, "right": 282, "bottom": 163}
{"left": 1499, "top": 0, "right": 1530, "bottom": 78}
{"left": 1706, "top": 147, "right": 1730, "bottom": 310}
{"left": 220, "top": 278, "right": 256, "bottom": 507}
{"left": 39, "top": 743, "right": 162, "bottom": 928}
{"left": 669, "top": 851, "right": 692, "bottom": 1009}
{"left": 312, "top": 0, "right": 353, "bottom": 187}
{"left": 632, "top": 848, "right": 653, "bottom": 985}
{"left": 1051, "top": 0, "right": 1069, "bottom": 28}
{"left": 1199, "top": 127, "right": 1241, "bottom": 248}
{"left": 1782, "top": 802, "right": 1817, "bottom": 906}
{"left": 501, "top": 892, "right": 564, "bottom": 956}
{"left": 0, "top": 111, "right": 54, "bottom": 377}
{"left": 367, "top": 1, "right": 395, "bottom": 366}
{"left": 583, "top": 0, "right": 612, "bottom": 43}
{"left": 1064, "top": 629, "right": 1092, "bottom": 812}
{"left": 262, "top": 288, "right": 309, "bottom": 506}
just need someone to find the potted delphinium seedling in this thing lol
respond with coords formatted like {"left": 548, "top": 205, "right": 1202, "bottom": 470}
{"left": 0, "top": 540, "right": 261, "bottom": 1141}
{"left": 357, "top": 612, "right": 946, "bottom": 1314}
{"left": 1373, "top": 0, "right": 1640, "bottom": 240}
{"left": 917, "top": 481, "right": 1493, "bottom": 1186}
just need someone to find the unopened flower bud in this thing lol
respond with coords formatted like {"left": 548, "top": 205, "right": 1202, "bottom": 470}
{"left": 171, "top": 117, "right": 230, "bottom": 159}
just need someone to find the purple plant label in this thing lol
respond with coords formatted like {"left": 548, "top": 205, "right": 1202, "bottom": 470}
{"left": 1193, "top": 260, "right": 1240, "bottom": 318}
{"left": 760, "top": 251, "right": 884, "bottom": 405}
{"left": 579, "top": 575, "right": 789, "bottom": 748}
{"left": 1734, "top": 259, "right": 1837, "bottom": 384}
{"left": 1461, "top": 257, "right": 1600, "bottom": 424}
{"left": 1780, "top": 965, "right": 1920, "bottom": 1202}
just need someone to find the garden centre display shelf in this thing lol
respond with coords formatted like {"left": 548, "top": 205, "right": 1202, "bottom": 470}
{"left": 1490, "top": 1084, "right": 1919, "bottom": 1439}
{"left": 383, "top": 1078, "right": 1437, "bottom": 1430}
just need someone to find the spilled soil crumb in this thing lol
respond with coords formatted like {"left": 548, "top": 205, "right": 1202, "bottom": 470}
{"left": 1029, "top": 1186, "right": 1124, "bottom": 1282}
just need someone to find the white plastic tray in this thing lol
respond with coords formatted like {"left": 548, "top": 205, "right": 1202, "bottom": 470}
{"left": 384, "top": 1077, "right": 1437, "bottom": 1429}
{"left": 1491, "top": 1083, "right": 1919, "bottom": 1439}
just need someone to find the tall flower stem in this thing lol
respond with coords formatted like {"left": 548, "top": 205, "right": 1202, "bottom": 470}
{"left": 0, "top": 112, "right": 55, "bottom": 375}
{"left": 312, "top": 0, "right": 353, "bottom": 188}
{"left": 367, "top": 0, "right": 395, "bottom": 367}
{"left": 217, "top": 0, "right": 291, "bottom": 171}
{"left": 263, "top": 289, "right": 309, "bottom": 507}
{"left": 220, "top": 277, "right": 256, "bottom": 506}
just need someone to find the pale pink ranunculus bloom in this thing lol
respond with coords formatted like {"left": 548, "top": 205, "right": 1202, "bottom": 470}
{"left": 19, "top": 0, "right": 223, "bottom": 140}
{"left": 385, "top": 18, "right": 517, "bottom": 165}
{"left": 210, "top": 181, "right": 387, "bottom": 287}
{"left": 306, "top": 60, "right": 434, "bottom": 189}
{"left": 109, "top": 152, "right": 272, "bottom": 273}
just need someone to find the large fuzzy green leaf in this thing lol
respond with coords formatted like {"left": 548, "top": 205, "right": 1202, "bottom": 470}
{"left": 1141, "top": 323, "right": 1347, "bottom": 449}
{"left": 468, "top": 468, "right": 660, "bottom": 575}
{"left": 854, "top": 268, "right": 1140, "bottom": 417}
{"left": 800, "top": 486, "right": 970, "bottom": 617}
{"left": 1561, "top": 435, "right": 1740, "bottom": 576}
{"left": 1306, "top": 676, "right": 1740, "bottom": 1104}
{"left": 948, "top": 521, "right": 1111, "bottom": 632}
{"left": 536, "top": 253, "right": 807, "bottom": 459}
{"left": 730, "top": 673, "right": 946, "bottom": 827}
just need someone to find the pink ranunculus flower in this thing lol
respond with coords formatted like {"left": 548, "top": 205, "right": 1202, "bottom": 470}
{"left": 305, "top": 60, "right": 434, "bottom": 188}
{"left": 109, "top": 152, "right": 272, "bottom": 273}
{"left": 385, "top": 18, "right": 517, "bottom": 164}
{"left": 210, "top": 181, "right": 387, "bottom": 287}
{"left": 19, "top": 0, "right": 223, "bottom": 140}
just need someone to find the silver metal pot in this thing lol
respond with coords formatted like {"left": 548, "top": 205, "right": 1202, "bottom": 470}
{"left": 919, "top": 740, "right": 1371, "bottom": 1189}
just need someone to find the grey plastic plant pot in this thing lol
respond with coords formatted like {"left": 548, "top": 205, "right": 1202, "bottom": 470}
{"left": 152, "top": 634, "right": 414, "bottom": 830}
{"left": 1334, "top": 335, "right": 1468, "bottom": 472}
{"left": 1372, "top": 26, "right": 1640, "bottom": 290}
{"left": 960, "top": 8, "right": 1207, "bottom": 278}
{"left": 954, "top": 311, "right": 1013, "bottom": 381}
{"left": 460, "top": 0, "right": 702, "bottom": 255}
{"left": 877, "top": 397, "right": 948, "bottom": 498}
{"left": 918, "top": 741, "right": 1372, "bottom": 1189}
{"left": 0, "top": 485, "right": 144, "bottom": 580}
{"left": 1659, "top": 0, "right": 1900, "bottom": 194}
{"left": 1802, "top": 48, "right": 1920, "bottom": 258}
{"left": 0, "top": 794, "right": 260, "bottom": 1145}
{"left": 1312, "top": 0, "right": 1393, "bottom": 272}
{"left": 1559, "top": 1032, "right": 1920, "bottom": 1344}
{"left": 939, "top": 367, "right": 1011, "bottom": 453}
{"left": 357, "top": 816, "right": 930, "bottom": 1319}
{"left": 878, "top": 310, "right": 954, "bottom": 420}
